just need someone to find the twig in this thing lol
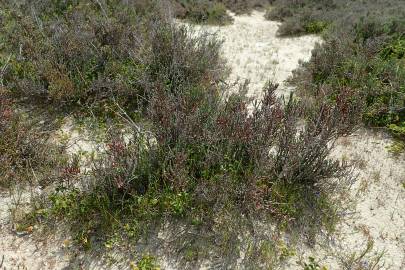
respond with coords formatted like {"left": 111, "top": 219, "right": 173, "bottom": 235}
{"left": 0, "top": 54, "right": 12, "bottom": 87}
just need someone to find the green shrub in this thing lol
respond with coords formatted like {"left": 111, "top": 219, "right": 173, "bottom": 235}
{"left": 380, "top": 38, "right": 405, "bottom": 60}
{"left": 388, "top": 123, "right": 405, "bottom": 138}
{"left": 174, "top": 0, "right": 233, "bottom": 25}
{"left": 386, "top": 140, "right": 405, "bottom": 155}
{"left": 132, "top": 255, "right": 160, "bottom": 270}
{"left": 275, "top": 0, "right": 405, "bottom": 138}
{"left": 305, "top": 21, "right": 328, "bottom": 34}
{"left": 303, "top": 257, "right": 327, "bottom": 270}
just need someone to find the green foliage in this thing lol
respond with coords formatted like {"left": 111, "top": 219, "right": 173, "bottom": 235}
{"left": 175, "top": 0, "right": 233, "bottom": 25}
{"left": 386, "top": 140, "right": 405, "bottom": 156}
{"left": 132, "top": 255, "right": 160, "bottom": 270}
{"left": 380, "top": 38, "right": 405, "bottom": 60}
{"left": 388, "top": 123, "right": 405, "bottom": 138}
{"left": 305, "top": 21, "right": 328, "bottom": 34}
{"left": 272, "top": 0, "right": 405, "bottom": 139}
{"left": 304, "top": 257, "right": 327, "bottom": 270}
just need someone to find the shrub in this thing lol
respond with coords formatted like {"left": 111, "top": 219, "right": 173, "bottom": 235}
{"left": 0, "top": 0, "right": 226, "bottom": 117}
{"left": 0, "top": 88, "right": 65, "bottom": 188}
{"left": 274, "top": 0, "right": 405, "bottom": 138}
{"left": 37, "top": 80, "right": 355, "bottom": 260}
{"left": 3, "top": 0, "right": 356, "bottom": 265}
{"left": 218, "top": 0, "right": 272, "bottom": 14}
{"left": 132, "top": 255, "right": 160, "bottom": 270}
{"left": 173, "top": 0, "right": 233, "bottom": 25}
{"left": 265, "top": 0, "right": 335, "bottom": 36}
{"left": 1, "top": 0, "right": 147, "bottom": 109}
{"left": 305, "top": 20, "right": 328, "bottom": 34}
{"left": 174, "top": 0, "right": 272, "bottom": 22}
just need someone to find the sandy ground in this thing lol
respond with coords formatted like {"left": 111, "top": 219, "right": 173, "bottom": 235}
{"left": 284, "top": 129, "right": 405, "bottom": 269}
{"left": 0, "top": 189, "right": 70, "bottom": 269}
{"left": 179, "top": 11, "right": 321, "bottom": 99}
{"left": 1, "top": 11, "right": 404, "bottom": 270}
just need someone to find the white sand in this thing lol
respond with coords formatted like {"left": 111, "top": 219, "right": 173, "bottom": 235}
{"left": 283, "top": 129, "right": 405, "bottom": 269}
{"left": 179, "top": 11, "right": 321, "bottom": 99}
{"left": 0, "top": 189, "right": 70, "bottom": 269}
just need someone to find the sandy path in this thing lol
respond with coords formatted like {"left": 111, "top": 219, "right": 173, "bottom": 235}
{"left": 180, "top": 11, "right": 321, "bottom": 99}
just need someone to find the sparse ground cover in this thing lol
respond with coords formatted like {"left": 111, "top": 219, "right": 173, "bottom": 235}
{"left": 0, "top": 1, "right": 404, "bottom": 269}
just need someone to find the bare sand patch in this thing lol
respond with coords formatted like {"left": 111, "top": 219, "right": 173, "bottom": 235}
{"left": 180, "top": 11, "right": 321, "bottom": 99}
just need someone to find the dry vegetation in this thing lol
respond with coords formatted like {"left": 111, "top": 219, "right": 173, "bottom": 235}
{"left": 172, "top": 0, "right": 272, "bottom": 24}
{"left": 267, "top": 0, "right": 405, "bottom": 141}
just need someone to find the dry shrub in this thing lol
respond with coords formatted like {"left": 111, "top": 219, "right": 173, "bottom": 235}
{"left": 271, "top": 0, "right": 405, "bottom": 139}
{"left": 0, "top": 89, "right": 64, "bottom": 188}
{"left": 46, "top": 81, "right": 356, "bottom": 258}
{"left": 173, "top": 0, "right": 272, "bottom": 24}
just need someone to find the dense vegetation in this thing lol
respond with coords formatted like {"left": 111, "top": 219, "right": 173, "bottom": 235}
{"left": 0, "top": 88, "right": 65, "bottom": 188}
{"left": 173, "top": 0, "right": 272, "bottom": 24}
{"left": 268, "top": 0, "right": 405, "bottom": 142}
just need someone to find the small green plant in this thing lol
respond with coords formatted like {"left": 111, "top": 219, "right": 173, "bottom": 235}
{"left": 131, "top": 255, "right": 160, "bottom": 270}
{"left": 278, "top": 240, "right": 296, "bottom": 261}
{"left": 380, "top": 38, "right": 405, "bottom": 60}
{"left": 304, "top": 257, "right": 327, "bottom": 270}
{"left": 386, "top": 140, "right": 405, "bottom": 156}
{"left": 178, "top": 1, "right": 233, "bottom": 25}
{"left": 305, "top": 21, "right": 328, "bottom": 34}
{"left": 388, "top": 123, "right": 405, "bottom": 138}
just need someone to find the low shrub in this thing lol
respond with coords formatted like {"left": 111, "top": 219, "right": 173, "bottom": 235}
{"left": 174, "top": 0, "right": 233, "bottom": 25}
{"left": 270, "top": 0, "right": 405, "bottom": 139}
{"left": 2, "top": 0, "right": 358, "bottom": 266}
{"left": 0, "top": 89, "right": 65, "bottom": 188}
{"left": 0, "top": 0, "right": 224, "bottom": 115}
{"left": 265, "top": 0, "right": 335, "bottom": 36}
{"left": 305, "top": 20, "right": 328, "bottom": 34}
{"left": 173, "top": 0, "right": 273, "bottom": 25}
{"left": 1, "top": 0, "right": 148, "bottom": 109}
{"left": 218, "top": 0, "right": 272, "bottom": 14}
{"left": 34, "top": 80, "right": 355, "bottom": 263}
